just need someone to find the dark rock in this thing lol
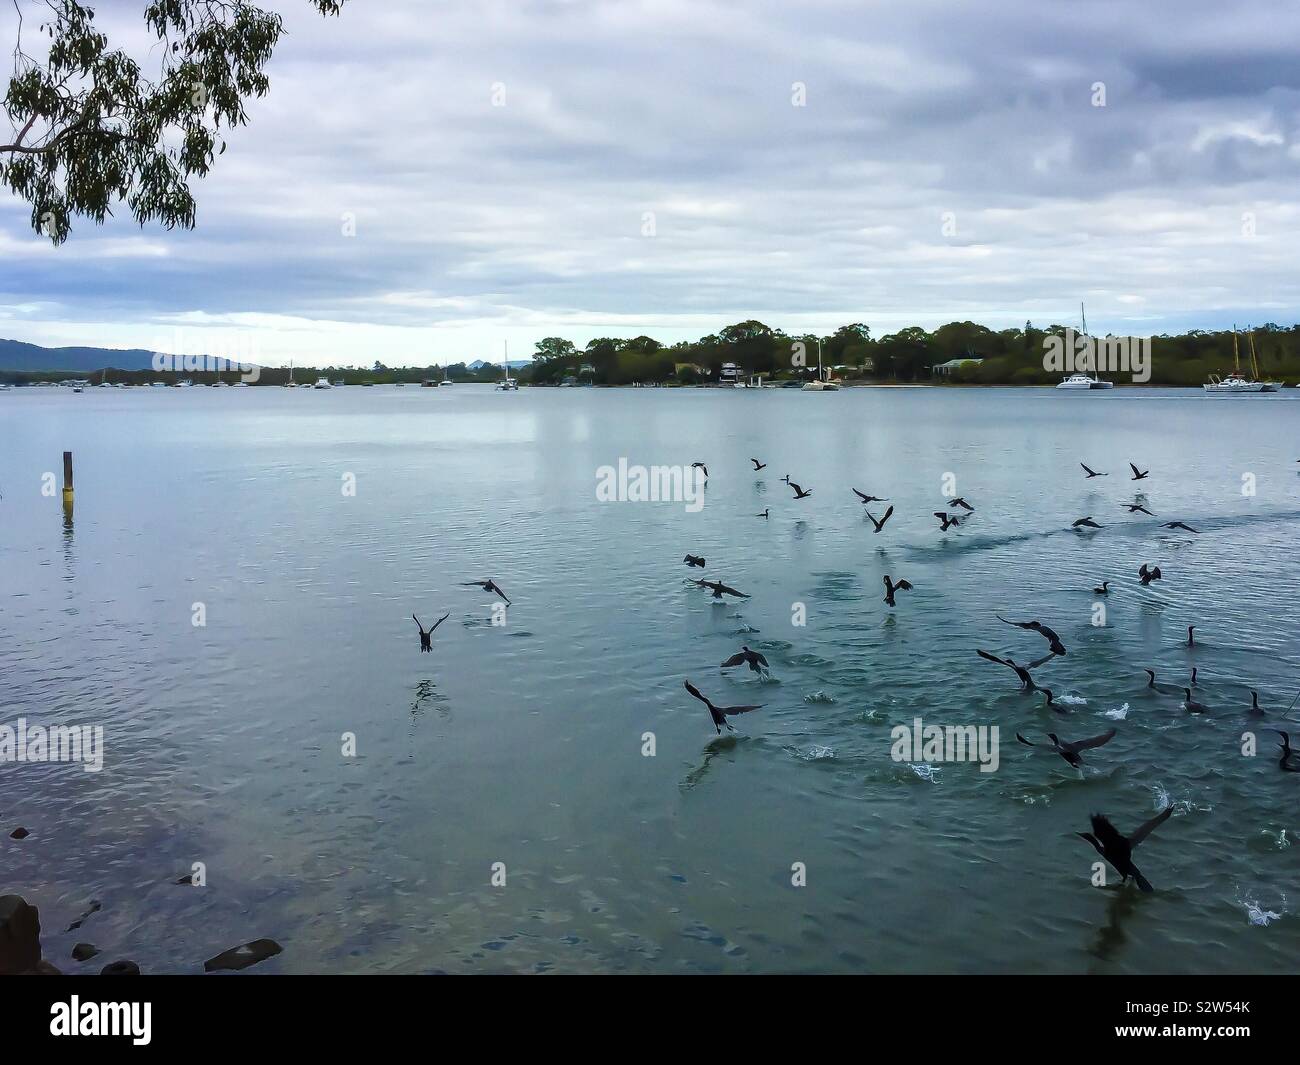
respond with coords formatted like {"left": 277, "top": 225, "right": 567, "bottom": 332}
{"left": 100, "top": 959, "right": 140, "bottom": 976}
{"left": 204, "top": 938, "right": 283, "bottom": 972}
{"left": 9, "top": 827, "right": 30, "bottom": 839}
{"left": 23, "top": 960, "right": 62, "bottom": 975}
{"left": 0, "top": 895, "right": 42, "bottom": 975}
{"left": 64, "top": 899, "right": 101, "bottom": 932}
{"left": 71, "top": 942, "right": 100, "bottom": 961}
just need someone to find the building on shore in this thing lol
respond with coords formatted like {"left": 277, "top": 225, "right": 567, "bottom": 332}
{"left": 931, "top": 357, "right": 983, "bottom": 378}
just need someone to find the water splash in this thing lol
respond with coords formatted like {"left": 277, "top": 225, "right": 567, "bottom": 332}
{"left": 803, "top": 691, "right": 836, "bottom": 704}
{"left": 1104, "top": 702, "right": 1129, "bottom": 720}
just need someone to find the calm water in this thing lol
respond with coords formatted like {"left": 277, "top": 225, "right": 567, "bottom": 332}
{"left": 2, "top": 384, "right": 1298, "bottom": 974}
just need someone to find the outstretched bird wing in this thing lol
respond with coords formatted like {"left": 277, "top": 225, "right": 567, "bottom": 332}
{"left": 430, "top": 612, "right": 451, "bottom": 631}
{"left": 753, "top": 651, "right": 769, "bottom": 667}
{"left": 1129, "top": 805, "right": 1173, "bottom": 848}
{"left": 720, "top": 653, "right": 748, "bottom": 668}
{"left": 852, "top": 488, "right": 868, "bottom": 501}
{"left": 976, "top": 648, "right": 1013, "bottom": 668}
{"left": 718, "top": 701, "right": 764, "bottom": 717}
{"left": 895, "top": 579, "right": 913, "bottom": 591}
{"left": 683, "top": 679, "right": 714, "bottom": 709}
{"left": 878, "top": 505, "right": 894, "bottom": 527}
{"left": 412, "top": 614, "right": 424, "bottom": 630}
{"left": 1089, "top": 814, "right": 1128, "bottom": 854}
{"left": 1016, "top": 733, "right": 1036, "bottom": 747}
{"left": 1065, "top": 728, "right": 1117, "bottom": 753}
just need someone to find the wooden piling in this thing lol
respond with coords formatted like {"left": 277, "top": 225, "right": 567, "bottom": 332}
{"left": 62, "top": 451, "right": 73, "bottom": 499}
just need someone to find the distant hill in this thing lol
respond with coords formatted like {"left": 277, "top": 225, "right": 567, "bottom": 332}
{"left": 468, "top": 358, "right": 531, "bottom": 371}
{"left": 0, "top": 338, "right": 158, "bottom": 372}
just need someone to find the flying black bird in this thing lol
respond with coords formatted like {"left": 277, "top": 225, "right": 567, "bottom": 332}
{"left": 976, "top": 648, "right": 1057, "bottom": 692}
{"left": 750, "top": 458, "right": 767, "bottom": 471}
{"left": 691, "top": 462, "right": 709, "bottom": 478}
{"left": 1073, "top": 517, "right": 1104, "bottom": 529}
{"left": 1076, "top": 806, "right": 1173, "bottom": 892}
{"left": 852, "top": 489, "right": 889, "bottom": 504}
{"left": 1272, "top": 731, "right": 1300, "bottom": 772}
{"left": 1129, "top": 463, "right": 1150, "bottom": 481}
{"left": 462, "top": 579, "right": 511, "bottom": 605}
{"left": 1163, "top": 521, "right": 1199, "bottom": 534}
{"left": 1080, "top": 463, "right": 1108, "bottom": 478}
{"left": 692, "top": 579, "right": 749, "bottom": 599}
{"left": 720, "top": 646, "right": 769, "bottom": 674}
{"left": 789, "top": 481, "right": 812, "bottom": 499}
{"left": 882, "top": 574, "right": 913, "bottom": 607}
{"left": 865, "top": 505, "right": 894, "bottom": 533}
{"left": 684, "top": 679, "right": 764, "bottom": 734}
{"left": 947, "top": 497, "right": 975, "bottom": 512}
{"left": 1138, "top": 564, "right": 1162, "bottom": 586}
{"left": 1093, "top": 581, "right": 1109, "bottom": 595}
{"left": 412, "top": 612, "right": 450, "bottom": 652}
{"left": 683, "top": 554, "right": 706, "bottom": 568}
{"left": 997, "top": 616, "right": 1067, "bottom": 656}
{"left": 1123, "top": 503, "right": 1156, "bottom": 516}
{"left": 934, "top": 511, "right": 962, "bottom": 531}
{"left": 756, "top": 508, "right": 769, "bottom": 518}
{"left": 1016, "top": 727, "right": 1117, "bottom": 768}
{"left": 1183, "top": 688, "right": 1209, "bottom": 714}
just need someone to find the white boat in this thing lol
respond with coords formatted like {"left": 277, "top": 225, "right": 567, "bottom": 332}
{"left": 1055, "top": 304, "right": 1114, "bottom": 389}
{"left": 1056, "top": 372, "right": 1112, "bottom": 390}
{"left": 313, "top": 377, "right": 332, "bottom": 389}
{"left": 496, "top": 341, "right": 519, "bottom": 390}
{"left": 801, "top": 340, "right": 841, "bottom": 391}
{"left": 1204, "top": 328, "right": 1279, "bottom": 394}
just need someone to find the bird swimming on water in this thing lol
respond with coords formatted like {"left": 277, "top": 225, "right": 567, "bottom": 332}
{"left": 1080, "top": 463, "right": 1108, "bottom": 478}
{"left": 996, "top": 615, "right": 1067, "bottom": 656}
{"left": 691, "top": 462, "right": 709, "bottom": 479}
{"left": 412, "top": 612, "right": 450, "bottom": 652}
{"left": 933, "top": 511, "right": 961, "bottom": 531}
{"left": 756, "top": 508, "right": 769, "bottom": 519}
{"left": 684, "top": 679, "right": 763, "bottom": 734}
{"left": 462, "top": 579, "right": 511, "bottom": 605}
{"left": 1183, "top": 688, "right": 1209, "bottom": 714}
{"left": 683, "top": 554, "right": 706, "bottom": 568}
{"left": 1248, "top": 689, "right": 1264, "bottom": 715}
{"left": 1076, "top": 806, "right": 1173, "bottom": 892}
{"left": 692, "top": 579, "right": 749, "bottom": 599}
{"left": 1271, "top": 731, "right": 1300, "bottom": 772}
{"left": 720, "top": 646, "right": 769, "bottom": 674}
{"left": 1129, "top": 462, "right": 1150, "bottom": 481}
{"left": 789, "top": 481, "right": 812, "bottom": 499}
{"left": 1016, "top": 727, "right": 1117, "bottom": 768}
{"left": 882, "top": 574, "right": 913, "bottom": 607}
{"left": 1093, "top": 581, "right": 1109, "bottom": 595}
{"left": 1186, "top": 625, "right": 1195, "bottom": 646}
{"left": 865, "top": 505, "right": 894, "bottom": 533}
{"left": 1138, "top": 564, "right": 1162, "bottom": 586}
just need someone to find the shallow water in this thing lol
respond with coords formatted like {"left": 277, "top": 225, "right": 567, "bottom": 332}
{"left": 2, "top": 384, "right": 1298, "bottom": 973}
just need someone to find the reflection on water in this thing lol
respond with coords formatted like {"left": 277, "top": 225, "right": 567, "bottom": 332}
{"left": 2, "top": 385, "right": 1299, "bottom": 974}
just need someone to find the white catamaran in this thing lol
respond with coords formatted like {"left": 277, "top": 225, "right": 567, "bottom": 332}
{"left": 801, "top": 339, "right": 841, "bottom": 391}
{"left": 496, "top": 342, "right": 518, "bottom": 390}
{"left": 1203, "top": 327, "right": 1279, "bottom": 394}
{"left": 1056, "top": 304, "right": 1114, "bottom": 390}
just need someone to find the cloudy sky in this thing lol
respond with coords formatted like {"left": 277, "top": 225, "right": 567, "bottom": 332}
{"left": 3, "top": 0, "right": 1300, "bottom": 366}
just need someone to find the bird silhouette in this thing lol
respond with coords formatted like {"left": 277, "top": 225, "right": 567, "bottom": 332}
{"left": 1081, "top": 463, "right": 1108, "bottom": 478}
{"left": 1076, "top": 807, "right": 1173, "bottom": 892}
{"left": 684, "top": 679, "right": 763, "bottom": 734}
{"left": 882, "top": 574, "right": 913, "bottom": 607}
{"left": 412, "top": 612, "right": 450, "bottom": 652}
{"left": 1129, "top": 462, "right": 1150, "bottom": 481}
{"left": 865, "top": 506, "right": 894, "bottom": 533}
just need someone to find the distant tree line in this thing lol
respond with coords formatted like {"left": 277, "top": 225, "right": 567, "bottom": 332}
{"left": 521, "top": 320, "right": 1300, "bottom": 386}
{"left": 7, "top": 320, "right": 1300, "bottom": 387}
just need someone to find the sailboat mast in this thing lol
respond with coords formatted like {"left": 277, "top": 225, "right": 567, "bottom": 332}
{"left": 1232, "top": 326, "right": 1240, "bottom": 373}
